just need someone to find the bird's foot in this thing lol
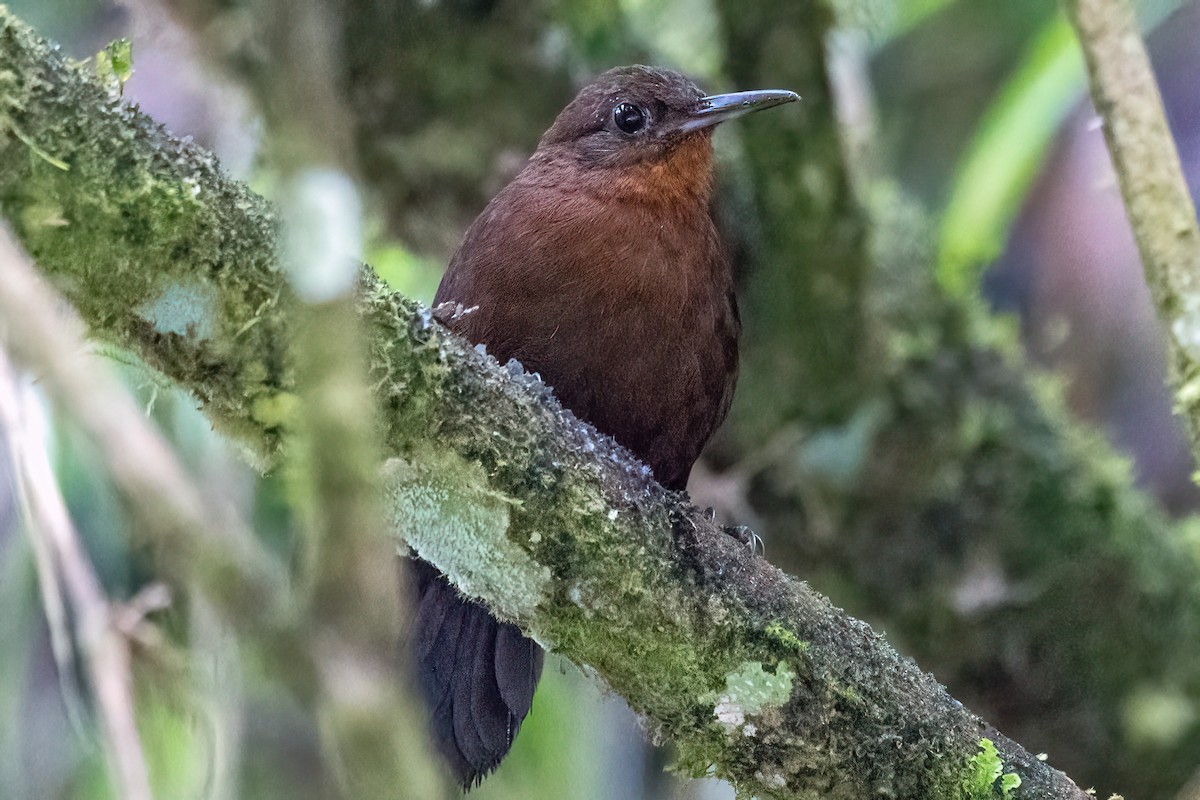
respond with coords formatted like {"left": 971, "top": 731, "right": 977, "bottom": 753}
{"left": 432, "top": 301, "right": 480, "bottom": 326}
{"left": 723, "top": 524, "right": 764, "bottom": 556}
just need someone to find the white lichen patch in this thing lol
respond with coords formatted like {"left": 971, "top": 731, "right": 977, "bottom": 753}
{"left": 136, "top": 278, "right": 218, "bottom": 340}
{"left": 714, "top": 698, "right": 745, "bottom": 730}
{"left": 1172, "top": 293, "right": 1200, "bottom": 359}
{"left": 755, "top": 768, "right": 787, "bottom": 789}
{"left": 382, "top": 451, "right": 551, "bottom": 625}
{"left": 707, "top": 661, "right": 795, "bottom": 735}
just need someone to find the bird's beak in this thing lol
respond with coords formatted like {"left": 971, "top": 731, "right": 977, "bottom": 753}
{"left": 673, "top": 89, "right": 800, "bottom": 133}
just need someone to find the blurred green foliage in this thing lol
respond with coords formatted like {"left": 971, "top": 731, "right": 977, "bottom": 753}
{"left": 368, "top": 240, "right": 445, "bottom": 305}
{"left": 937, "top": 14, "right": 1083, "bottom": 296}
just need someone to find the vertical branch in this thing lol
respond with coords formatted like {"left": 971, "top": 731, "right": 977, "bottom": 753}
{"left": 1064, "top": 0, "right": 1200, "bottom": 455}
{"left": 284, "top": 166, "right": 445, "bottom": 798}
{"left": 250, "top": 1, "right": 447, "bottom": 793}
{"left": 0, "top": 351, "right": 154, "bottom": 800}
{"left": 714, "top": 0, "right": 877, "bottom": 436}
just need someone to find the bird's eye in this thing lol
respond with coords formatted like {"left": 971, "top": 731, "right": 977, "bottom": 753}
{"left": 613, "top": 102, "right": 647, "bottom": 134}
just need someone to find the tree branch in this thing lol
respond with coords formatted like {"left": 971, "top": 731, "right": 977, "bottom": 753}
{"left": 0, "top": 9, "right": 1090, "bottom": 798}
{"left": 0, "top": 349, "right": 154, "bottom": 800}
{"left": 1065, "top": 0, "right": 1200, "bottom": 452}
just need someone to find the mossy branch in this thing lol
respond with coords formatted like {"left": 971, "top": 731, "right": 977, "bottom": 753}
{"left": 0, "top": 9, "right": 1091, "bottom": 798}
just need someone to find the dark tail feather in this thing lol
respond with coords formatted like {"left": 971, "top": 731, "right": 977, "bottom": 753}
{"left": 407, "top": 558, "right": 544, "bottom": 788}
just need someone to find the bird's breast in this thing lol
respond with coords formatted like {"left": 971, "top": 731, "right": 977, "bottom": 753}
{"left": 436, "top": 183, "right": 738, "bottom": 489}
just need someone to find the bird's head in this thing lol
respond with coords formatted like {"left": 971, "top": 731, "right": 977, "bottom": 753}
{"left": 536, "top": 65, "right": 798, "bottom": 173}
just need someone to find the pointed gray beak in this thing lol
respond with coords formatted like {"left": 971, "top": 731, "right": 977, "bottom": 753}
{"left": 675, "top": 89, "right": 800, "bottom": 133}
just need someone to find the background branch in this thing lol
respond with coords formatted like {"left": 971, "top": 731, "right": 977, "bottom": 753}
{"left": 0, "top": 349, "right": 153, "bottom": 800}
{"left": 1064, "top": 0, "right": 1200, "bottom": 447}
{"left": 257, "top": 1, "right": 445, "bottom": 793}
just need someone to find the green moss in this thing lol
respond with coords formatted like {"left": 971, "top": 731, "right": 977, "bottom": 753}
{"left": 962, "top": 739, "right": 1021, "bottom": 800}
{"left": 0, "top": 8, "right": 291, "bottom": 461}
{"left": 836, "top": 685, "right": 861, "bottom": 704}
{"left": 765, "top": 622, "right": 809, "bottom": 657}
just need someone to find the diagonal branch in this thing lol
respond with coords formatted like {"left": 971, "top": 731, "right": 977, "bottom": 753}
{"left": 0, "top": 9, "right": 1088, "bottom": 798}
{"left": 1065, "top": 0, "right": 1200, "bottom": 452}
{"left": 0, "top": 349, "right": 154, "bottom": 800}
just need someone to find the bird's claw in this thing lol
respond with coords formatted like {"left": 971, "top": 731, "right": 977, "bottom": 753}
{"left": 432, "top": 301, "right": 480, "bottom": 325}
{"left": 723, "top": 524, "right": 764, "bottom": 556}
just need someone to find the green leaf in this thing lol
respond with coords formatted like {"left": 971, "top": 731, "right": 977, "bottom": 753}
{"left": 962, "top": 738, "right": 1023, "bottom": 799}
{"left": 937, "top": 14, "right": 1084, "bottom": 297}
{"left": 963, "top": 738, "right": 1003, "bottom": 796}
{"left": 96, "top": 38, "right": 134, "bottom": 96}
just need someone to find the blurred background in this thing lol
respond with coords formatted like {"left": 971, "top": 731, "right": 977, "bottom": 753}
{"left": 2, "top": 0, "right": 1200, "bottom": 798}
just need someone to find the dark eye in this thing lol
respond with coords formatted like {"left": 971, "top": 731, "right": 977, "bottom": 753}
{"left": 613, "top": 102, "right": 647, "bottom": 134}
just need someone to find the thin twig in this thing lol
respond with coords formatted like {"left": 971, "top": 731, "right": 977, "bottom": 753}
{"left": 1064, "top": 0, "right": 1200, "bottom": 452}
{"left": 0, "top": 350, "right": 154, "bottom": 800}
{"left": 4, "top": 390, "right": 89, "bottom": 742}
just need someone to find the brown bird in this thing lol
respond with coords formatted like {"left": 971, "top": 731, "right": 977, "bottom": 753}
{"left": 410, "top": 65, "right": 797, "bottom": 787}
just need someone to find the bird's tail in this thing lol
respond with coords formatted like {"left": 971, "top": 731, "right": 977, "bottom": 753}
{"left": 407, "top": 557, "right": 544, "bottom": 788}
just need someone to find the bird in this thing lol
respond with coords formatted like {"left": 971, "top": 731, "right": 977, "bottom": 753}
{"left": 409, "top": 64, "right": 797, "bottom": 788}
